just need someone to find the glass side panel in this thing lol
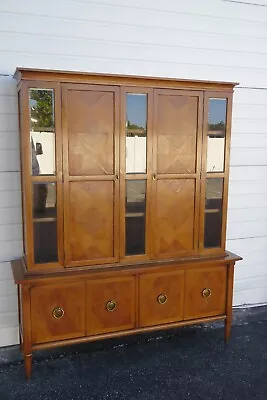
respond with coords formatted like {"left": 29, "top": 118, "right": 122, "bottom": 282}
{"left": 32, "top": 182, "right": 58, "bottom": 263}
{"left": 34, "top": 221, "right": 58, "bottom": 263}
{"left": 206, "top": 98, "right": 227, "bottom": 173}
{"left": 125, "top": 180, "right": 146, "bottom": 255}
{"left": 29, "top": 88, "right": 56, "bottom": 175}
{"left": 204, "top": 178, "right": 224, "bottom": 248}
{"left": 32, "top": 183, "right": 57, "bottom": 219}
{"left": 126, "top": 94, "right": 147, "bottom": 174}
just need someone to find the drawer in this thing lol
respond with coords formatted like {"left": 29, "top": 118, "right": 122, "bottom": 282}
{"left": 31, "top": 282, "right": 86, "bottom": 344}
{"left": 184, "top": 266, "right": 227, "bottom": 320}
{"left": 139, "top": 270, "right": 184, "bottom": 327}
{"left": 86, "top": 276, "right": 135, "bottom": 335}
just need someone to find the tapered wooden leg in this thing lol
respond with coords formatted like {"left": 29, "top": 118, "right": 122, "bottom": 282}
{"left": 224, "top": 317, "right": 232, "bottom": 342}
{"left": 225, "top": 262, "right": 235, "bottom": 343}
{"left": 24, "top": 354, "right": 32, "bottom": 379}
{"left": 21, "top": 285, "right": 33, "bottom": 379}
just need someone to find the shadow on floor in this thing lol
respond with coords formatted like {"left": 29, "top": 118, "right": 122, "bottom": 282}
{"left": 1, "top": 307, "right": 267, "bottom": 400}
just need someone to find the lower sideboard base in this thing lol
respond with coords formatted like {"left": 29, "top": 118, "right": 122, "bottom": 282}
{"left": 12, "top": 252, "right": 241, "bottom": 379}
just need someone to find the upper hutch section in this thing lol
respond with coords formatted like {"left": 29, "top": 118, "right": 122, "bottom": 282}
{"left": 15, "top": 68, "right": 237, "bottom": 272}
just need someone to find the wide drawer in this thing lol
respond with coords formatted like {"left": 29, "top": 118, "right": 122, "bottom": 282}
{"left": 31, "top": 282, "right": 86, "bottom": 344}
{"left": 184, "top": 266, "right": 227, "bottom": 320}
{"left": 86, "top": 276, "right": 136, "bottom": 335}
{"left": 139, "top": 270, "right": 184, "bottom": 327}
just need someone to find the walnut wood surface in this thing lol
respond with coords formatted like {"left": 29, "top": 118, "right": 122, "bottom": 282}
{"left": 86, "top": 276, "right": 135, "bottom": 335}
{"left": 14, "top": 68, "right": 238, "bottom": 91}
{"left": 11, "top": 252, "right": 242, "bottom": 284}
{"left": 156, "top": 93, "right": 198, "bottom": 174}
{"left": 153, "top": 179, "right": 195, "bottom": 257}
{"left": 67, "top": 89, "right": 115, "bottom": 176}
{"left": 68, "top": 181, "right": 115, "bottom": 262}
{"left": 31, "top": 282, "right": 86, "bottom": 344}
{"left": 184, "top": 266, "right": 227, "bottom": 320}
{"left": 62, "top": 84, "right": 119, "bottom": 266}
{"left": 139, "top": 270, "right": 184, "bottom": 327}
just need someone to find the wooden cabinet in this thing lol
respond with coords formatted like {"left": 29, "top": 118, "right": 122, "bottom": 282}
{"left": 184, "top": 266, "right": 227, "bottom": 320}
{"left": 86, "top": 277, "right": 136, "bottom": 335}
{"left": 11, "top": 68, "right": 241, "bottom": 378}
{"left": 31, "top": 282, "right": 86, "bottom": 344}
{"left": 139, "top": 270, "right": 184, "bottom": 327}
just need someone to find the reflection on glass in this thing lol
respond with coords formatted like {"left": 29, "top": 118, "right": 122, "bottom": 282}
{"left": 125, "top": 180, "right": 146, "bottom": 255}
{"left": 126, "top": 94, "right": 147, "bottom": 174}
{"left": 33, "top": 183, "right": 58, "bottom": 263}
{"left": 34, "top": 221, "right": 58, "bottom": 263}
{"left": 206, "top": 98, "right": 227, "bottom": 173}
{"left": 32, "top": 183, "right": 56, "bottom": 219}
{"left": 29, "top": 88, "right": 55, "bottom": 175}
{"left": 204, "top": 178, "right": 223, "bottom": 248}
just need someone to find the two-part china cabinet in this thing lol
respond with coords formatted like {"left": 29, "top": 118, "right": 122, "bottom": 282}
{"left": 11, "top": 68, "right": 241, "bottom": 378}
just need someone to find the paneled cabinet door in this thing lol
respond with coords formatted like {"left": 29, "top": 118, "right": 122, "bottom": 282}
{"left": 86, "top": 276, "right": 136, "bottom": 335}
{"left": 139, "top": 270, "right": 184, "bottom": 327}
{"left": 184, "top": 266, "right": 227, "bottom": 319}
{"left": 31, "top": 282, "right": 86, "bottom": 344}
{"left": 151, "top": 89, "right": 203, "bottom": 259}
{"left": 62, "top": 84, "right": 120, "bottom": 267}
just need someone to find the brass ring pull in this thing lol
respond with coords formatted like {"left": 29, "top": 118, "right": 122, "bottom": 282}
{"left": 52, "top": 307, "right": 64, "bottom": 319}
{"left": 202, "top": 288, "right": 212, "bottom": 298}
{"left": 152, "top": 173, "right": 156, "bottom": 181}
{"left": 106, "top": 300, "right": 116, "bottom": 312}
{"left": 157, "top": 294, "right": 167, "bottom": 305}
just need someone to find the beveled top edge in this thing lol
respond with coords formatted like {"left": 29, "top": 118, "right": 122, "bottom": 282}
{"left": 11, "top": 251, "right": 242, "bottom": 284}
{"left": 14, "top": 67, "right": 239, "bottom": 90}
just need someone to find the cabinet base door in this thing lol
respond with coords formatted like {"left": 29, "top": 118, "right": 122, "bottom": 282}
{"left": 139, "top": 270, "right": 184, "bottom": 327}
{"left": 31, "top": 282, "right": 86, "bottom": 344}
{"left": 86, "top": 277, "right": 136, "bottom": 335}
{"left": 184, "top": 266, "right": 227, "bottom": 320}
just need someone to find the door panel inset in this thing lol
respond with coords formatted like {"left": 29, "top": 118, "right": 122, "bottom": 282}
{"left": 69, "top": 181, "right": 115, "bottom": 262}
{"left": 157, "top": 95, "right": 198, "bottom": 174}
{"left": 154, "top": 179, "right": 195, "bottom": 257}
{"left": 67, "top": 90, "right": 115, "bottom": 176}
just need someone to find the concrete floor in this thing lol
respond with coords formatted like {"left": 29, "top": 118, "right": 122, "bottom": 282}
{"left": 1, "top": 306, "right": 267, "bottom": 400}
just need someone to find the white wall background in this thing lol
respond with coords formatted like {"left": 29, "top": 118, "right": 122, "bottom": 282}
{"left": 0, "top": 0, "right": 267, "bottom": 347}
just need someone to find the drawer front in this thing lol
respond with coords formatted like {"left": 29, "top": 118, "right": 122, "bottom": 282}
{"left": 31, "top": 282, "right": 86, "bottom": 344}
{"left": 184, "top": 266, "right": 227, "bottom": 320}
{"left": 139, "top": 270, "right": 184, "bottom": 327}
{"left": 86, "top": 276, "right": 135, "bottom": 335}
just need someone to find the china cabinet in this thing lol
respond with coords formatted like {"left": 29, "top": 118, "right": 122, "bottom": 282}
{"left": 11, "top": 68, "right": 241, "bottom": 378}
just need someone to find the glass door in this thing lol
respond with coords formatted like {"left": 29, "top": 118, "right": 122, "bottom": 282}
{"left": 199, "top": 93, "right": 233, "bottom": 254}
{"left": 20, "top": 81, "right": 63, "bottom": 270}
{"left": 120, "top": 88, "right": 153, "bottom": 261}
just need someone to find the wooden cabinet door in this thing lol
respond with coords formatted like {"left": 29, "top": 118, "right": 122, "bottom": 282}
{"left": 31, "top": 282, "right": 86, "bottom": 344}
{"left": 86, "top": 276, "right": 136, "bottom": 335}
{"left": 139, "top": 270, "right": 184, "bottom": 327}
{"left": 184, "top": 266, "right": 227, "bottom": 320}
{"left": 152, "top": 89, "right": 203, "bottom": 259}
{"left": 62, "top": 84, "right": 119, "bottom": 267}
